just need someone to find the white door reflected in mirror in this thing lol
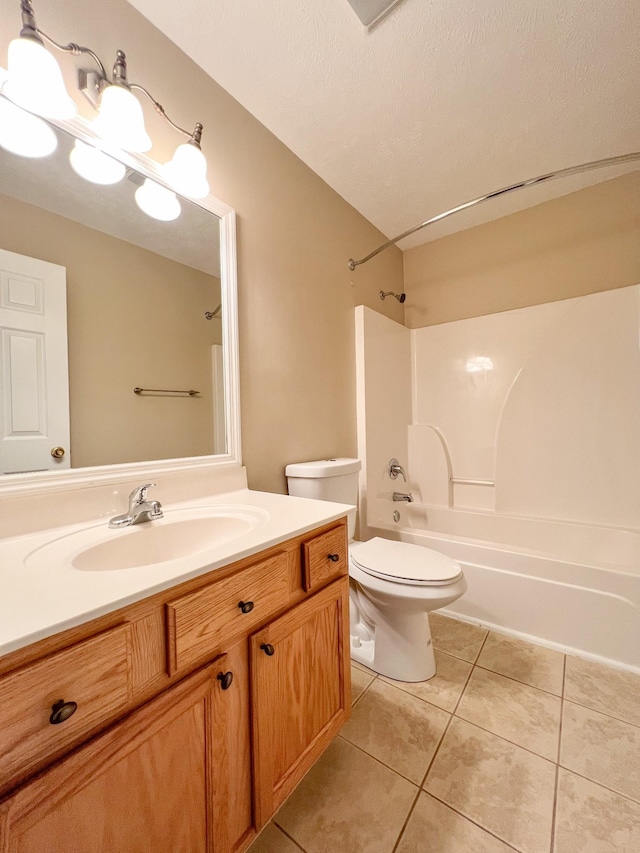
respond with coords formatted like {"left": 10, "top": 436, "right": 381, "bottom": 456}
{"left": 0, "top": 248, "right": 70, "bottom": 474}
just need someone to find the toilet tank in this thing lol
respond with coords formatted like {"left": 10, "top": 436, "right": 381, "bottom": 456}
{"left": 285, "top": 458, "right": 361, "bottom": 539}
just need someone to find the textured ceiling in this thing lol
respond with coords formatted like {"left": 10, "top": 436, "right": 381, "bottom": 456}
{"left": 126, "top": 0, "right": 640, "bottom": 250}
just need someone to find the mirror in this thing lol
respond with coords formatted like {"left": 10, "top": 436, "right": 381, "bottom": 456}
{"left": 0, "top": 109, "right": 240, "bottom": 488}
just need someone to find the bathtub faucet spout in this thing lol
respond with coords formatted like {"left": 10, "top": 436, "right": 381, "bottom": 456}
{"left": 392, "top": 491, "right": 414, "bottom": 502}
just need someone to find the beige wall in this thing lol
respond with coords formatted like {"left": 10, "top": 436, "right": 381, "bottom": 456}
{"left": 0, "top": 195, "right": 220, "bottom": 467}
{"left": 403, "top": 172, "right": 640, "bottom": 328}
{"left": 0, "top": 0, "right": 404, "bottom": 492}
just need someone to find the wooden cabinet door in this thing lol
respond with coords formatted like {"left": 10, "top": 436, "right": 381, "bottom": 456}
{"left": 0, "top": 667, "right": 218, "bottom": 853}
{"left": 210, "top": 641, "right": 255, "bottom": 853}
{"left": 250, "top": 578, "right": 351, "bottom": 827}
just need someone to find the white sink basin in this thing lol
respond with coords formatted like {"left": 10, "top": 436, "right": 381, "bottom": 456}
{"left": 25, "top": 505, "right": 270, "bottom": 572}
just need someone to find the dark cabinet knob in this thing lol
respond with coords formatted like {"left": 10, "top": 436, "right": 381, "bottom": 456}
{"left": 260, "top": 643, "right": 275, "bottom": 656}
{"left": 328, "top": 553, "right": 340, "bottom": 562}
{"left": 49, "top": 699, "right": 78, "bottom": 725}
{"left": 217, "top": 671, "right": 234, "bottom": 690}
{"left": 238, "top": 600, "right": 254, "bottom": 614}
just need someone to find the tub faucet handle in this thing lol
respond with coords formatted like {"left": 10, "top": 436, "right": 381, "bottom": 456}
{"left": 388, "top": 458, "right": 407, "bottom": 482}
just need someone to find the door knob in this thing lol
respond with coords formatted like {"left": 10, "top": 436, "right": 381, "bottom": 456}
{"left": 51, "top": 446, "right": 66, "bottom": 459}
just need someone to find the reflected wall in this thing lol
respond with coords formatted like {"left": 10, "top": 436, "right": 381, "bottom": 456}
{"left": 0, "top": 194, "right": 221, "bottom": 467}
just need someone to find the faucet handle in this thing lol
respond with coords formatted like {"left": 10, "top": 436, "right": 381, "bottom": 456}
{"left": 129, "top": 483, "right": 156, "bottom": 505}
{"left": 388, "top": 458, "right": 407, "bottom": 482}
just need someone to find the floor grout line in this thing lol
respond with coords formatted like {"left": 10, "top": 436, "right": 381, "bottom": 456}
{"left": 556, "top": 763, "right": 640, "bottom": 807}
{"left": 561, "top": 695, "right": 640, "bottom": 730}
{"left": 549, "top": 750, "right": 562, "bottom": 853}
{"left": 450, "top": 706, "right": 560, "bottom": 766}
{"left": 474, "top": 662, "right": 564, "bottom": 698}
{"left": 271, "top": 821, "right": 309, "bottom": 853}
{"left": 421, "top": 789, "right": 525, "bottom": 852}
{"left": 378, "top": 673, "right": 465, "bottom": 715}
{"left": 350, "top": 670, "right": 378, "bottom": 709}
{"left": 557, "top": 655, "right": 566, "bottom": 763}
{"left": 389, "top": 786, "right": 422, "bottom": 853}
{"left": 335, "top": 734, "right": 423, "bottom": 789}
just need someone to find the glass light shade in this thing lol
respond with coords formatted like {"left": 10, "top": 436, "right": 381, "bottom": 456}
{"left": 3, "top": 36, "right": 76, "bottom": 120}
{"left": 93, "top": 84, "right": 151, "bottom": 153}
{"left": 0, "top": 96, "right": 57, "bottom": 157}
{"left": 163, "top": 141, "right": 209, "bottom": 198}
{"left": 135, "top": 179, "right": 181, "bottom": 221}
{"left": 69, "top": 140, "right": 126, "bottom": 185}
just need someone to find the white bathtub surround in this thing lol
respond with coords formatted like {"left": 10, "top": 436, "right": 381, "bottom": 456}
{"left": 355, "top": 287, "right": 640, "bottom": 672}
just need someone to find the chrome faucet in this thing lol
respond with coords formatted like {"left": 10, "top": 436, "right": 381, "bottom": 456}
{"left": 108, "top": 483, "right": 163, "bottom": 528}
{"left": 392, "top": 491, "right": 414, "bottom": 502}
{"left": 388, "top": 458, "right": 407, "bottom": 482}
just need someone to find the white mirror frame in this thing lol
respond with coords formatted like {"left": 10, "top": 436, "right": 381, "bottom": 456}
{"left": 0, "top": 85, "right": 241, "bottom": 497}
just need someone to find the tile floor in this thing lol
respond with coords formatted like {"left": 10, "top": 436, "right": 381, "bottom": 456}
{"left": 248, "top": 613, "right": 640, "bottom": 853}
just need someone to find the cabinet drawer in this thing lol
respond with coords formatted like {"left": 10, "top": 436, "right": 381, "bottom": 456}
{"left": 166, "top": 552, "right": 290, "bottom": 675}
{"left": 0, "top": 624, "right": 132, "bottom": 791}
{"left": 302, "top": 524, "right": 348, "bottom": 591}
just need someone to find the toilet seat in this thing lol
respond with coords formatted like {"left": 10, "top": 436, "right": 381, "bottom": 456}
{"left": 351, "top": 537, "right": 462, "bottom": 587}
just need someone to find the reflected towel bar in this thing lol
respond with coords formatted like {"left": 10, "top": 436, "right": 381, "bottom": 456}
{"left": 134, "top": 387, "right": 200, "bottom": 396}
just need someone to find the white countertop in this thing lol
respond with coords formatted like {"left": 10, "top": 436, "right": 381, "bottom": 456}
{"left": 0, "top": 488, "right": 352, "bottom": 658}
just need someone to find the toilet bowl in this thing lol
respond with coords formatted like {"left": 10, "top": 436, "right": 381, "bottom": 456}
{"left": 285, "top": 458, "right": 467, "bottom": 683}
{"left": 349, "top": 537, "right": 467, "bottom": 682}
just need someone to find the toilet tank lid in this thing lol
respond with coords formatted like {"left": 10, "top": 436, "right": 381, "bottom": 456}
{"left": 285, "top": 458, "right": 361, "bottom": 478}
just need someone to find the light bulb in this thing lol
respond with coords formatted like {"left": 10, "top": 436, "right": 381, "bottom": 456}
{"left": 163, "top": 141, "right": 209, "bottom": 198}
{"left": 3, "top": 36, "right": 76, "bottom": 120}
{"left": 0, "top": 96, "right": 57, "bottom": 157}
{"left": 135, "top": 179, "right": 181, "bottom": 221}
{"left": 93, "top": 84, "right": 151, "bottom": 153}
{"left": 69, "top": 140, "right": 126, "bottom": 185}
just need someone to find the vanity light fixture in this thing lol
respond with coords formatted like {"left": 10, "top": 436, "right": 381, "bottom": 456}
{"left": 162, "top": 124, "right": 210, "bottom": 199}
{"left": 90, "top": 52, "right": 152, "bottom": 154}
{"left": 0, "top": 93, "right": 57, "bottom": 157}
{"left": 2, "top": 4, "right": 76, "bottom": 120}
{"left": 1, "top": 1, "right": 210, "bottom": 198}
{"left": 69, "top": 139, "right": 127, "bottom": 185}
{"left": 135, "top": 178, "right": 181, "bottom": 222}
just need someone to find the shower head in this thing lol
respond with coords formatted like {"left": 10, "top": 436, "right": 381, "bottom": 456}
{"left": 380, "top": 290, "right": 406, "bottom": 304}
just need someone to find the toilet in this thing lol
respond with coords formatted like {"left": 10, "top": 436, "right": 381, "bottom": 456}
{"left": 285, "top": 458, "right": 467, "bottom": 682}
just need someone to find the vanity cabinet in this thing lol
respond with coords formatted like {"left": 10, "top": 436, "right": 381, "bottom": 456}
{"left": 0, "top": 518, "right": 350, "bottom": 853}
{"left": 0, "top": 666, "right": 220, "bottom": 853}
{"left": 251, "top": 580, "right": 349, "bottom": 826}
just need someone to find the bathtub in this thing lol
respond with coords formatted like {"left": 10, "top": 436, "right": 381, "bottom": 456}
{"left": 368, "top": 504, "right": 640, "bottom": 674}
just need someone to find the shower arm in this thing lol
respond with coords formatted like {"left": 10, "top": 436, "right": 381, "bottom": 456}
{"left": 347, "top": 152, "right": 640, "bottom": 270}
